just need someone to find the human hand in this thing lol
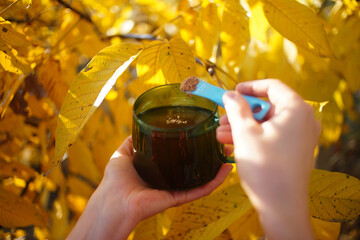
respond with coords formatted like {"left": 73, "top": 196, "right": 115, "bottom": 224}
{"left": 67, "top": 136, "right": 232, "bottom": 240}
{"left": 216, "top": 79, "right": 321, "bottom": 240}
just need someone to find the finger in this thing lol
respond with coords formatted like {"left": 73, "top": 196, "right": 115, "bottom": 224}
{"left": 171, "top": 163, "right": 233, "bottom": 206}
{"left": 216, "top": 126, "right": 233, "bottom": 144}
{"left": 111, "top": 136, "right": 134, "bottom": 160}
{"left": 235, "top": 79, "right": 301, "bottom": 109}
{"left": 219, "top": 114, "right": 229, "bottom": 125}
{"left": 223, "top": 91, "right": 260, "bottom": 135}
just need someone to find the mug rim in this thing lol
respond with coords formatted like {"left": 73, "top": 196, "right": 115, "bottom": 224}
{"left": 133, "top": 83, "right": 219, "bottom": 133}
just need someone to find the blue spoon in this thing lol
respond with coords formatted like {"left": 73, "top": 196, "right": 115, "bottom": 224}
{"left": 180, "top": 77, "right": 271, "bottom": 121}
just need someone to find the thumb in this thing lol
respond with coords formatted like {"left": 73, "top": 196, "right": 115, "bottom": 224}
{"left": 223, "top": 91, "right": 258, "bottom": 135}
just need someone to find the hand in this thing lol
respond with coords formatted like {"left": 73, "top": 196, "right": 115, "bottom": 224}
{"left": 67, "top": 136, "right": 232, "bottom": 240}
{"left": 216, "top": 79, "right": 321, "bottom": 240}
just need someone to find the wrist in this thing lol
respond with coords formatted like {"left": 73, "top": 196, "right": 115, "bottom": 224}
{"left": 68, "top": 182, "right": 139, "bottom": 240}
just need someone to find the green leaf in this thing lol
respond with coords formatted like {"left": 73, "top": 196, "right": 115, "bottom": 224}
{"left": 261, "top": 0, "right": 334, "bottom": 57}
{"left": 52, "top": 43, "right": 142, "bottom": 173}
{"left": 309, "top": 169, "right": 360, "bottom": 221}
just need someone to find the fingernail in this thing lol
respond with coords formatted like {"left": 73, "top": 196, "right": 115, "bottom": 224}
{"left": 223, "top": 91, "right": 237, "bottom": 106}
{"left": 224, "top": 91, "right": 236, "bottom": 99}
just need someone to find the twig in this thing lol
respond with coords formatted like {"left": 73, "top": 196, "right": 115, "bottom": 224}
{"left": 0, "top": 0, "right": 19, "bottom": 16}
{"left": 102, "top": 33, "right": 158, "bottom": 41}
{"left": 55, "top": 0, "right": 92, "bottom": 24}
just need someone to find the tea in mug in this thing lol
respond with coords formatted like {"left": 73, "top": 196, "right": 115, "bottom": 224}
{"left": 133, "top": 105, "right": 226, "bottom": 190}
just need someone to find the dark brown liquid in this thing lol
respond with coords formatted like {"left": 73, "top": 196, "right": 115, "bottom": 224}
{"left": 133, "top": 106, "right": 226, "bottom": 190}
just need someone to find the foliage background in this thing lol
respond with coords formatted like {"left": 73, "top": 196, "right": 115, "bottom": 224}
{"left": 0, "top": 0, "right": 359, "bottom": 239}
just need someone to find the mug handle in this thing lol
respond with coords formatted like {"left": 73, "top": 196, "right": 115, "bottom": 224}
{"left": 224, "top": 157, "right": 235, "bottom": 163}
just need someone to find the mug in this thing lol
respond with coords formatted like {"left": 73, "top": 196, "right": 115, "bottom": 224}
{"left": 132, "top": 84, "right": 233, "bottom": 190}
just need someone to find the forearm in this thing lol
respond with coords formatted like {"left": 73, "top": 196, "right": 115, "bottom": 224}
{"left": 258, "top": 203, "right": 314, "bottom": 240}
{"left": 67, "top": 184, "right": 137, "bottom": 240}
{"left": 245, "top": 184, "right": 314, "bottom": 240}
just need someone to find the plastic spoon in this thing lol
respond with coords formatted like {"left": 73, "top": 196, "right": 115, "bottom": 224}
{"left": 180, "top": 76, "right": 271, "bottom": 121}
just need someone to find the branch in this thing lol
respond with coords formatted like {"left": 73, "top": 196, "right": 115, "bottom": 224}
{"left": 55, "top": 0, "right": 92, "bottom": 24}
{"left": 101, "top": 33, "right": 158, "bottom": 41}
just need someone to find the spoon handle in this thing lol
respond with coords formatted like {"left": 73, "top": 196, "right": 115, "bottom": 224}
{"left": 185, "top": 80, "right": 271, "bottom": 121}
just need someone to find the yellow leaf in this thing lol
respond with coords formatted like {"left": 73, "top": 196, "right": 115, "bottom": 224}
{"left": 261, "top": 0, "right": 334, "bottom": 57}
{"left": 195, "top": 1, "right": 221, "bottom": 60}
{"left": 52, "top": 43, "right": 142, "bottom": 173}
{"left": 0, "top": 46, "right": 32, "bottom": 75}
{"left": 249, "top": 0, "right": 270, "bottom": 43}
{"left": 135, "top": 40, "right": 166, "bottom": 89}
{"left": 67, "top": 175, "right": 95, "bottom": 199}
{"left": 344, "top": 47, "right": 360, "bottom": 92}
{"left": 49, "top": 189, "right": 69, "bottom": 240}
{"left": 164, "top": 184, "right": 251, "bottom": 239}
{"left": 311, "top": 217, "right": 341, "bottom": 240}
{"left": 37, "top": 56, "right": 68, "bottom": 109}
{"left": 0, "top": 187, "right": 46, "bottom": 228}
{"left": 0, "top": 159, "right": 37, "bottom": 181}
{"left": 309, "top": 169, "right": 360, "bottom": 221}
{"left": 318, "top": 101, "right": 343, "bottom": 146}
{"left": 220, "top": 0, "right": 250, "bottom": 69}
{"left": 159, "top": 37, "right": 197, "bottom": 83}
{"left": 228, "top": 209, "right": 264, "bottom": 240}
{"left": 306, "top": 100, "right": 329, "bottom": 121}
{"left": 0, "top": 74, "right": 25, "bottom": 118}
{"left": 67, "top": 194, "right": 88, "bottom": 216}
{"left": 22, "top": 0, "right": 32, "bottom": 8}
{"left": 67, "top": 138, "right": 101, "bottom": 185}
{"left": 132, "top": 215, "right": 164, "bottom": 240}
{"left": 178, "top": 8, "right": 198, "bottom": 44}
{"left": 0, "top": 17, "right": 32, "bottom": 56}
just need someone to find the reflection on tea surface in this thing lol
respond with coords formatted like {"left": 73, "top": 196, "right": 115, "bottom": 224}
{"left": 133, "top": 105, "right": 225, "bottom": 190}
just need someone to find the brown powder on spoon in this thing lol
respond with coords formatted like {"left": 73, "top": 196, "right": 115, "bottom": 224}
{"left": 180, "top": 76, "right": 199, "bottom": 92}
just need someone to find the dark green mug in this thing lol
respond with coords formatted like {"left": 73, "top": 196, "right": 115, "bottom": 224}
{"left": 132, "top": 84, "right": 233, "bottom": 190}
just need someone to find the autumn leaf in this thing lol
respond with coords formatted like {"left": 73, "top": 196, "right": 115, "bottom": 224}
{"left": 227, "top": 208, "right": 264, "bottom": 240}
{"left": 164, "top": 184, "right": 252, "bottom": 239}
{"left": 0, "top": 17, "right": 32, "bottom": 56}
{"left": 309, "top": 169, "right": 360, "bottom": 221}
{"left": 311, "top": 217, "right": 341, "bottom": 240}
{"left": 0, "top": 187, "right": 46, "bottom": 228}
{"left": 132, "top": 215, "right": 165, "bottom": 240}
{"left": 135, "top": 40, "right": 166, "bottom": 88}
{"left": 0, "top": 159, "right": 37, "bottom": 181}
{"left": 158, "top": 37, "right": 197, "bottom": 83}
{"left": 195, "top": 1, "right": 221, "bottom": 60}
{"left": 220, "top": 0, "right": 250, "bottom": 69}
{"left": 0, "top": 45, "right": 32, "bottom": 75}
{"left": 52, "top": 43, "right": 142, "bottom": 173}
{"left": 261, "top": 0, "right": 334, "bottom": 57}
{"left": 37, "top": 56, "right": 69, "bottom": 109}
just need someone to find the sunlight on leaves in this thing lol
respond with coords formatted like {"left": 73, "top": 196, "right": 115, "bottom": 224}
{"left": 309, "top": 169, "right": 360, "bottom": 221}
{"left": 220, "top": 0, "right": 250, "bottom": 72}
{"left": 52, "top": 43, "right": 143, "bottom": 173}
{"left": 195, "top": 1, "right": 221, "bottom": 60}
{"left": 164, "top": 184, "right": 251, "bottom": 239}
{"left": 261, "top": 0, "right": 334, "bottom": 57}
{"left": 159, "top": 37, "right": 197, "bottom": 84}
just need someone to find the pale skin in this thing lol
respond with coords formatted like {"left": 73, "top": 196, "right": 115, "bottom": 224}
{"left": 68, "top": 79, "right": 321, "bottom": 240}
{"left": 217, "top": 79, "right": 321, "bottom": 240}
